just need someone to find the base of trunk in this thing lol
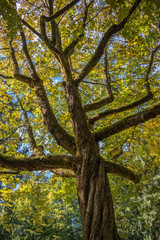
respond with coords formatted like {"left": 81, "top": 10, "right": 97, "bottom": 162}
{"left": 77, "top": 156, "right": 121, "bottom": 240}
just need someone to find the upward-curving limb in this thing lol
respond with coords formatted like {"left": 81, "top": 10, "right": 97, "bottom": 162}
{"left": 76, "top": 0, "right": 141, "bottom": 84}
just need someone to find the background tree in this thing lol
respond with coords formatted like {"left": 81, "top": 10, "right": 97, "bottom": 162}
{"left": 0, "top": 174, "right": 82, "bottom": 240}
{"left": 0, "top": 0, "right": 160, "bottom": 239}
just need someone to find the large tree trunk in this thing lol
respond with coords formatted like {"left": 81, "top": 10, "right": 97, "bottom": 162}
{"left": 76, "top": 141, "right": 121, "bottom": 240}
{"left": 62, "top": 80, "right": 121, "bottom": 239}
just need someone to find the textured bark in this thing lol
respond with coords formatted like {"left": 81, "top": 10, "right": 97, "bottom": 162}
{"left": 76, "top": 140, "right": 121, "bottom": 240}
{"left": 62, "top": 80, "right": 90, "bottom": 150}
{"left": 62, "top": 78, "right": 121, "bottom": 239}
{"left": 0, "top": 154, "right": 75, "bottom": 172}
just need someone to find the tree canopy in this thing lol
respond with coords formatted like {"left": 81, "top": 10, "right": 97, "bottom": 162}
{"left": 0, "top": 0, "right": 160, "bottom": 239}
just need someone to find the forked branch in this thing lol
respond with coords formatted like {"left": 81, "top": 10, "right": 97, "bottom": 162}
{"left": 9, "top": 35, "right": 76, "bottom": 154}
{"left": 89, "top": 43, "right": 160, "bottom": 124}
{"left": 40, "top": 16, "right": 62, "bottom": 58}
{"left": 89, "top": 93, "right": 153, "bottom": 124}
{"left": 41, "top": 0, "right": 80, "bottom": 22}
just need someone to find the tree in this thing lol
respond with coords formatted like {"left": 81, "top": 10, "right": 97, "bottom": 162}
{"left": 0, "top": 0, "right": 160, "bottom": 239}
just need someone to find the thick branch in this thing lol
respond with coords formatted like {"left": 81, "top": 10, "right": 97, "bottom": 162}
{"left": 90, "top": 93, "right": 153, "bottom": 124}
{"left": 105, "top": 160, "right": 140, "bottom": 184}
{"left": 48, "top": 0, "right": 62, "bottom": 50}
{"left": 0, "top": 74, "right": 14, "bottom": 79}
{"left": 76, "top": 0, "right": 141, "bottom": 83}
{"left": 14, "top": 73, "right": 34, "bottom": 87}
{"left": 20, "top": 29, "right": 40, "bottom": 81}
{"left": 8, "top": 41, "right": 19, "bottom": 74}
{"left": 20, "top": 29, "right": 75, "bottom": 154}
{"left": 9, "top": 37, "right": 75, "bottom": 154}
{"left": 40, "top": 17, "right": 62, "bottom": 58}
{"left": 94, "top": 102, "right": 160, "bottom": 141}
{"left": 41, "top": 0, "right": 80, "bottom": 22}
{"left": 84, "top": 97, "right": 113, "bottom": 112}
{"left": 34, "top": 81, "right": 76, "bottom": 154}
{"left": 0, "top": 153, "right": 75, "bottom": 172}
{"left": 21, "top": 19, "right": 42, "bottom": 39}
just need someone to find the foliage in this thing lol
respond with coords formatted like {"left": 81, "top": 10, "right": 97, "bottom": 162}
{"left": 111, "top": 168, "right": 160, "bottom": 239}
{"left": 0, "top": 0, "right": 21, "bottom": 39}
{"left": 0, "top": 0, "right": 160, "bottom": 239}
{"left": 0, "top": 173, "right": 82, "bottom": 240}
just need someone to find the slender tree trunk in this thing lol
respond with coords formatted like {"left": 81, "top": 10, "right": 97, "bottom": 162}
{"left": 76, "top": 142, "right": 121, "bottom": 240}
